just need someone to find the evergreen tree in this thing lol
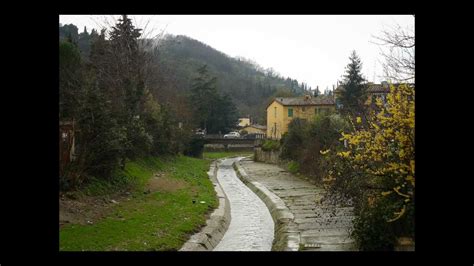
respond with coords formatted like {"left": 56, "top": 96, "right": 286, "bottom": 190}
{"left": 214, "top": 93, "right": 238, "bottom": 133}
{"left": 59, "top": 24, "right": 79, "bottom": 43}
{"left": 109, "top": 15, "right": 144, "bottom": 116}
{"left": 339, "top": 50, "right": 366, "bottom": 115}
{"left": 78, "top": 26, "right": 92, "bottom": 60}
{"left": 191, "top": 65, "right": 218, "bottom": 132}
{"left": 59, "top": 39, "right": 83, "bottom": 119}
{"left": 190, "top": 65, "right": 238, "bottom": 134}
{"left": 108, "top": 15, "right": 149, "bottom": 161}
{"left": 314, "top": 86, "right": 321, "bottom": 97}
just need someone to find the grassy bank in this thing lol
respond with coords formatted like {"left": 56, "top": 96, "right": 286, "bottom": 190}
{"left": 60, "top": 156, "right": 217, "bottom": 251}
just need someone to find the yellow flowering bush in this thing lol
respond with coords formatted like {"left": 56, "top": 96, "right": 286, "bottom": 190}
{"left": 326, "top": 84, "right": 414, "bottom": 250}
{"left": 339, "top": 84, "right": 414, "bottom": 221}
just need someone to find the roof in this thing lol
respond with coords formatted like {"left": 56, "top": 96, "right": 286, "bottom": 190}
{"left": 269, "top": 95, "right": 335, "bottom": 109}
{"left": 335, "top": 82, "right": 414, "bottom": 94}
{"left": 243, "top": 124, "right": 267, "bottom": 130}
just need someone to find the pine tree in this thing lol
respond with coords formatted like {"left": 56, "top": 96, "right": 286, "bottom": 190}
{"left": 107, "top": 15, "right": 149, "bottom": 161}
{"left": 191, "top": 65, "right": 218, "bottom": 132}
{"left": 190, "top": 65, "right": 238, "bottom": 134}
{"left": 339, "top": 50, "right": 366, "bottom": 115}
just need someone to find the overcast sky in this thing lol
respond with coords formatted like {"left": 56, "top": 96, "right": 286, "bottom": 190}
{"left": 60, "top": 15, "right": 414, "bottom": 91}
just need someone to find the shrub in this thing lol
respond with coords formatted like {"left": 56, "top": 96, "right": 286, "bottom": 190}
{"left": 351, "top": 196, "right": 398, "bottom": 251}
{"left": 280, "top": 118, "right": 308, "bottom": 160}
{"left": 287, "top": 161, "right": 300, "bottom": 174}
{"left": 184, "top": 138, "right": 205, "bottom": 158}
{"left": 328, "top": 84, "right": 415, "bottom": 250}
{"left": 280, "top": 114, "right": 347, "bottom": 181}
{"left": 262, "top": 139, "right": 280, "bottom": 151}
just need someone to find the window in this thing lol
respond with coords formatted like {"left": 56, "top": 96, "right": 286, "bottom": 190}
{"left": 302, "top": 107, "right": 306, "bottom": 112}
{"left": 315, "top": 108, "right": 319, "bottom": 114}
{"left": 288, "top": 108, "right": 293, "bottom": 117}
{"left": 274, "top": 107, "right": 277, "bottom": 118}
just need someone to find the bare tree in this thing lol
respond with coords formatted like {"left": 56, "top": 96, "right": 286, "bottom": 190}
{"left": 373, "top": 18, "right": 415, "bottom": 83}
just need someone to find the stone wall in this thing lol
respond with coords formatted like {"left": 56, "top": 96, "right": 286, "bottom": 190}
{"left": 204, "top": 144, "right": 254, "bottom": 152}
{"left": 254, "top": 147, "right": 281, "bottom": 164}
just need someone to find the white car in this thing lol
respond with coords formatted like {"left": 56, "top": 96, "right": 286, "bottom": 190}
{"left": 223, "top": 132, "right": 240, "bottom": 139}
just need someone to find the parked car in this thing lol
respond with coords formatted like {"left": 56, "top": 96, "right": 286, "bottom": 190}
{"left": 194, "top": 129, "right": 206, "bottom": 138}
{"left": 223, "top": 132, "right": 240, "bottom": 139}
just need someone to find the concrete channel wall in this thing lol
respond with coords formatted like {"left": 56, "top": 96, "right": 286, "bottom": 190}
{"left": 180, "top": 160, "right": 231, "bottom": 251}
{"left": 204, "top": 144, "right": 254, "bottom": 152}
{"left": 233, "top": 159, "right": 300, "bottom": 251}
{"left": 254, "top": 147, "right": 281, "bottom": 164}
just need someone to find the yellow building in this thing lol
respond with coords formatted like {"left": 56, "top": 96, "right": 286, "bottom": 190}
{"left": 266, "top": 95, "right": 335, "bottom": 139}
{"left": 238, "top": 118, "right": 251, "bottom": 127}
{"left": 240, "top": 124, "right": 267, "bottom": 135}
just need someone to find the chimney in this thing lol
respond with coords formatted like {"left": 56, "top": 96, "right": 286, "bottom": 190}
{"left": 304, "top": 94, "right": 311, "bottom": 100}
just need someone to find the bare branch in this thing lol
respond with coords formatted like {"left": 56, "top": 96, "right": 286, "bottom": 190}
{"left": 373, "top": 22, "right": 415, "bottom": 83}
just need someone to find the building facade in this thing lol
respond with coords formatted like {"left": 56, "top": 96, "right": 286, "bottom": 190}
{"left": 241, "top": 124, "right": 266, "bottom": 134}
{"left": 266, "top": 95, "right": 335, "bottom": 140}
{"left": 238, "top": 118, "right": 251, "bottom": 127}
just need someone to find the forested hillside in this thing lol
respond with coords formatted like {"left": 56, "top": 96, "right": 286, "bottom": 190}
{"left": 155, "top": 35, "right": 309, "bottom": 123}
{"left": 59, "top": 24, "right": 310, "bottom": 124}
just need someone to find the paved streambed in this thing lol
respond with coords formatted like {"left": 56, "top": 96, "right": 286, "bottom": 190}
{"left": 213, "top": 157, "right": 274, "bottom": 251}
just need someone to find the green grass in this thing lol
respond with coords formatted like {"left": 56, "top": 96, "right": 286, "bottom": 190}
{"left": 60, "top": 155, "right": 217, "bottom": 251}
{"left": 203, "top": 151, "right": 253, "bottom": 160}
{"left": 80, "top": 157, "right": 169, "bottom": 197}
{"left": 287, "top": 161, "right": 300, "bottom": 174}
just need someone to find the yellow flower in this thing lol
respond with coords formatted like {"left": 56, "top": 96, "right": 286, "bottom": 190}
{"left": 356, "top": 117, "right": 362, "bottom": 123}
{"left": 337, "top": 151, "right": 351, "bottom": 158}
{"left": 319, "top": 149, "right": 330, "bottom": 155}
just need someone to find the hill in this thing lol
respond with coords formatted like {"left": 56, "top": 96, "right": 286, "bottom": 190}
{"left": 59, "top": 24, "right": 311, "bottom": 124}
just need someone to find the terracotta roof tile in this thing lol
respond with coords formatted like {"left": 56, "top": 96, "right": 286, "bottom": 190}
{"left": 273, "top": 96, "right": 335, "bottom": 106}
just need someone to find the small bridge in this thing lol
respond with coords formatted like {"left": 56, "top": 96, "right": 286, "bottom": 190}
{"left": 196, "top": 137, "right": 264, "bottom": 152}
{"left": 202, "top": 138, "right": 262, "bottom": 145}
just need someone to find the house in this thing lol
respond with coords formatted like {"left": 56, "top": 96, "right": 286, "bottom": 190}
{"left": 266, "top": 95, "right": 335, "bottom": 140}
{"left": 335, "top": 81, "right": 414, "bottom": 108}
{"left": 240, "top": 124, "right": 267, "bottom": 135}
{"left": 238, "top": 117, "right": 251, "bottom": 127}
